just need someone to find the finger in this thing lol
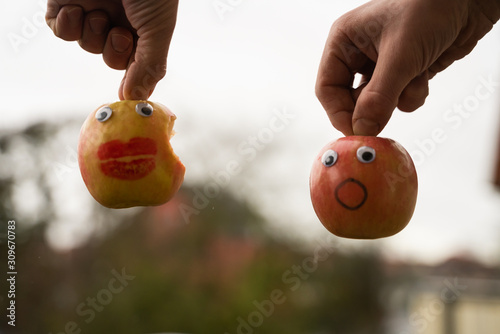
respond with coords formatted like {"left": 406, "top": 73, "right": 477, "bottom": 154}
{"left": 397, "top": 71, "right": 429, "bottom": 112}
{"left": 315, "top": 83, "right": 356, "bottom": 136}
{"left": 351, "top": 81, "right": 368, "bottom": 102}
{"left": 46, "top": 5, "right": 83, "bottom": 41}
{"left": 119, "top": 0, "right": 179, "bottom": 100}
{"left": 120, "top": 54, "right": 166, "bottom": 101}
{"left": 428, "top": 42, "right": 476, "bottom": 79}
{"left": 102, "top": 27, "right": 134, "bottom": 70}
{"left": 119, "top": 34, "right": 173, "bottom": 100}
{"left": 118, "top": 76, "right": 127, "bottom": 101}
{"left": 79, "top": 10, "right": 110, "bottom": 54}
{"left": 352, "top": 41, "right": 419, "bottom": 135}
{"left": 45, "top": 0, "right": 59, "bottom": 30}
{"left": 315, "top": 32, "right": 370, "bottom": 136}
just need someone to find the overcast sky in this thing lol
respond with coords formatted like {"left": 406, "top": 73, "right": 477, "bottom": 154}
{"left": 2, "top": 0, "right": 500, "bottom": 265}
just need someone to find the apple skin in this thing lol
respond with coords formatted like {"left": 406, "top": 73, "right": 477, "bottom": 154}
{"left": 78, "top": 100, "right": 185, "bottom": 208}
{"left": 309, "top": 136, "right": 418, "bottom": 239}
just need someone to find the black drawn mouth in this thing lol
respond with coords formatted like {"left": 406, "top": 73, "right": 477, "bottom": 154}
{"left": 335, "top": 178, "right": 368, "bottom": 210}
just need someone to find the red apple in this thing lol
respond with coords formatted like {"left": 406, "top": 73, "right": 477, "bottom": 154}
{"left": 78, "top": 100, "right": 185, "bottom": 208}
{"left": 309, "top": 136, "right": 418, "bottom": 239}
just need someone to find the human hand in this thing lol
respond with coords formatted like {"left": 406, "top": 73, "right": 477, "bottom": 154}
{"left": 316, "top": 0, "right": 500, "bottom": 136}
{"left": 46, "top": 0, "right": 179, "bottom": 100}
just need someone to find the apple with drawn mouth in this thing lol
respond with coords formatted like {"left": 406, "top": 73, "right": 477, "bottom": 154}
{"left": 78, "top": 100, "right": 185, "bottom": 208}
{"left": 309, "top": 136, "right": 418, "bottom": 239}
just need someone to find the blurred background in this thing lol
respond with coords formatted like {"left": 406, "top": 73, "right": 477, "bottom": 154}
{"left": 1, "top": 0, "right": 500, "bottom": 333}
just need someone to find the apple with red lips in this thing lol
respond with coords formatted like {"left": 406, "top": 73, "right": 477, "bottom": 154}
{"left": 78, "top": 100, "right": 185, "bottom": 208}
{"left": 309, "top": 136, "right": 418, "bottom": 239}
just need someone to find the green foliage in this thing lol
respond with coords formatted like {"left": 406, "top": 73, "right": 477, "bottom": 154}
{"left": 0, "top": 122, "right": 386, "bottom": 334}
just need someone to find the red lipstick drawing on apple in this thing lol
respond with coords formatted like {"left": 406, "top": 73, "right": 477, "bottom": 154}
{"left": 97, "top": 137, "right": 157, "bottom": 180}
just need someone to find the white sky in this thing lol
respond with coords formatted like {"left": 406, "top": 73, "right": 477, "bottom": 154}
{"left": 2, "top": 0, "right": 500, "bottom": 265}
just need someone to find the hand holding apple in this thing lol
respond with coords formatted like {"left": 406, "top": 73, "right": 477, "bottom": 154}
{"left": 78, "top": 100, "right": 185, "bottom": 208}
{"left": 309, "top": 136, "right": 418, "bottom": 239}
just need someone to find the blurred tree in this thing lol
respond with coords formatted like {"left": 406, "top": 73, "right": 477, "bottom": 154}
{"left": 494, "top": 112, "right": 500, "bottom": 188}
{"left": 0, "top": 121, "right": 386, "bottom": 334}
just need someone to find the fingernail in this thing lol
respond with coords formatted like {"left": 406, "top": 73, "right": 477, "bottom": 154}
{"left": 89, "top": 17, "right": 108, "bottom": 35}
{"left": 353, "top": 118, "right": 380, "bottom": 136}
{"left": 66, "top": 7, "right": 82, "bottom": 27}
{"left": 111, "top": 33, "right": 131, "bottom": 53}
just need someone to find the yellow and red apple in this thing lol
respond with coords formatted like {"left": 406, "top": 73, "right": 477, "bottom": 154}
{"left": 309, "top": 136, "right": 418, "bottom": 239}
{"left": 78, "top": 100, "right": 185, "bottom": 208}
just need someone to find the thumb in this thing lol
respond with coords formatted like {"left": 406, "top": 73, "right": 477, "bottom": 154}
{"left": 119, "top": 37, "right": 170, "bottom": 100}
{"left": 119, "top": 0, "right": 178, "bottom": 100}
{"left": 352, "top": 43, "right": 418, "bottom": 136}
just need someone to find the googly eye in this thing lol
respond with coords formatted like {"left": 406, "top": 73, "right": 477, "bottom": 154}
{"left": 357, "top": 146, "right": 376, "bottom": 163}
{"left": 136, "top": 102, "right": 153, "bottom": 117}
{"left": 95, "top": 106, "right": 112, "bottom": 122}
{"left": 321, "top": 149, "right": 338, "bottom": 167}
